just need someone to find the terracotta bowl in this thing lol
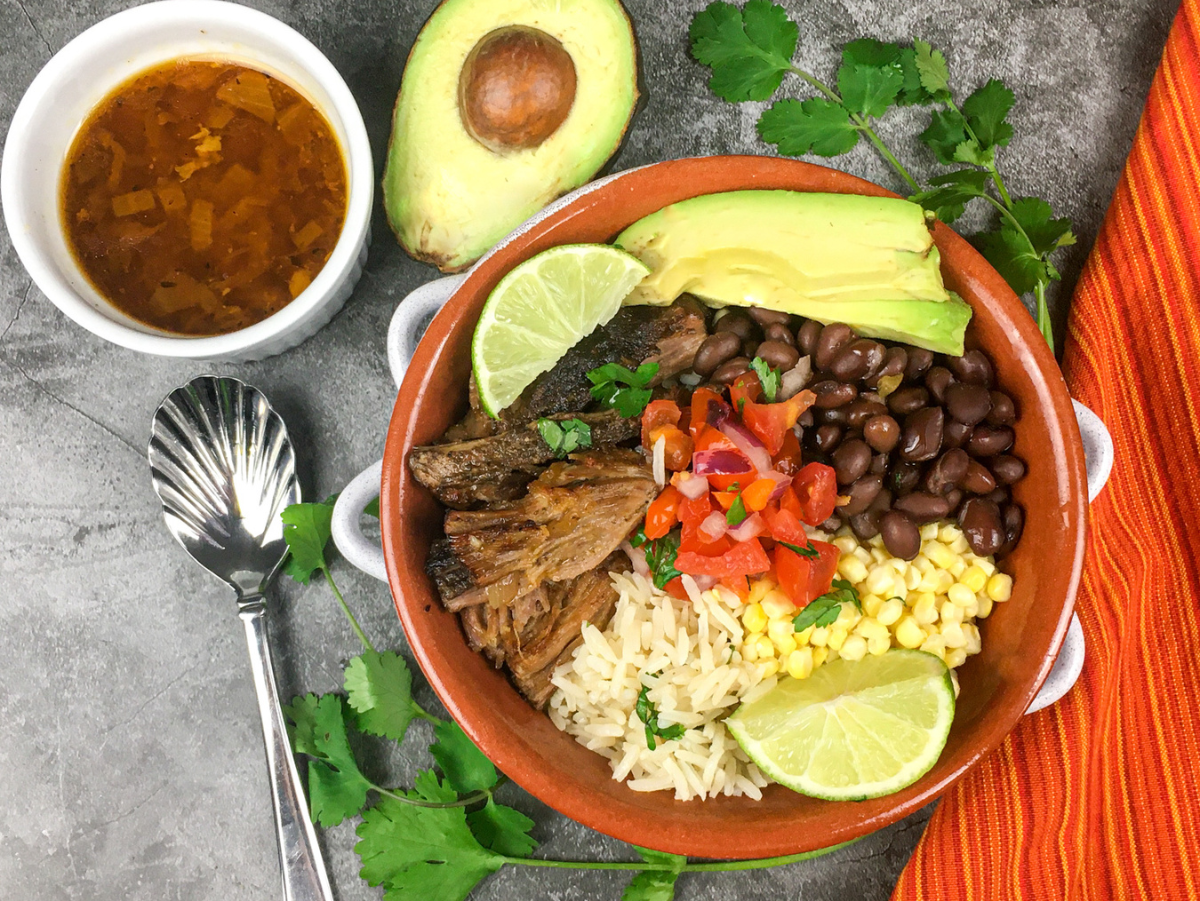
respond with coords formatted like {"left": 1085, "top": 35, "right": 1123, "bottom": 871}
{"left": 380, "top": 156, "right": 1087, "bottom": 858}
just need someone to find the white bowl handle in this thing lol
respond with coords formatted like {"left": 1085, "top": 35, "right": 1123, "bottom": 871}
{"left": 1025, "top": 398, "right": 1113, "bottom": 714}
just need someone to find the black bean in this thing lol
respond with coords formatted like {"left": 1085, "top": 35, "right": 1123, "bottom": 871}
{"left": 999, "top": 503, "right": 1025, "bottom": 556}
{"left": 748, "top": 306, "right": 791, "bottom": 327}
{"left": 842, "top": 474, "right": 884, "bottom": 515}
{"left": 959, "top": 497, "right": 1004, "bottom": 555}
{"left": 962, "top": 459, "right": 998, "bottom": 494}
{"left": 894, "top": 491, "right": 952, "bottom": 523}
{"left": 867, "top": 346, "right": 908, "bottom": 389}
{"left": 742, "top": 338, "right": 760, "bottom": 359}
{"left": 944, "top": 487, "right": 964, "bottom": 512}
{"left": 817, "top": 405, "right": 849, "bottom": 424}
{"left": 925, "top": 366, "right": 955, "bottom": 403}
{"left": 905, "top": 347, "right": 934, "bottom": 381}
{"left": 815, "top": 323, "right": 855, "bottom": 370}
{"left": 991, "top": 455, "right": 1026, "bottom": 485}
{"left": 943, "top": 419, "right": 974, "bottom": 450}
{"left": 798, "top": 409, "right": 814, "bottom": 428}
{"left": 869, "top": 452, "right": 889, "bottom": 475}
{"left": 797, "top": 319, "right": 823, "bottom": 355}
{"left": 830, "top": 338, "right": 886, "bottom": 382}
{"left": 850, "top": 510, "right": 883, "bottom": 541}
{"left": 819, "top": 514, "right": 843, "bottom": 533}
{"left": 945, "top": 382, "right": 993, "bottom": 426}
{"left": 714, "top": 310, "right": 759, "bottom": 342}
{"left": 881, "top": 510, "right": 921, "bottom": 560}
{"left": 967, "top": 425, "right": 1015, "bottom": 457}
{"left": 863, "top": 414, "right": 900, "bottom": 453}
{"left": 890, "top": 461, "right": 922, "bottom": 495}
{"left": 755, "top": 340, "right": 800, "bottom": 373}
{"left": 812, "top": 380, "right": 858, "bottom": 408}
{"left": 845, "top": 398, "right": 889, "bottom": 428}
{"left": 987, "top": 391, "right": 1016, "bottom": 425}
{"left": 712, "top": 356, "right": 752, "bottom": 385}
{"left": 924, "top": 448, "right": 969, "bottom": 496}
{"left": 900, "top": 407, "right": 945, "bottom": 461}
{"left": 986, "top": 486, "right": 1010, "bottom": 506}
{"left": 692, "top": 332, "right": 742, "bottom": 376}
{"left": 947, "top": 349, "right": 994, "bottom": 387}
{"left": 763, "top": 322, "right": 796, "bottom": 346}
{"left": 867, "top": 487, "right": 894, "bottom": 515}
{"left": 888, "top": 386, "right": 930, "bottom": 416}
{"left": 814, "top": 424, "right": 843, "bottom": 453}
{"left": 833, "top": 439, "right": 873, "bottom": 485}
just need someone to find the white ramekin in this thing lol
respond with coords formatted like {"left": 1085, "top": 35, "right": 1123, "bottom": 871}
{"left": 0, "top": 0, "right": 373, "bottom": 362}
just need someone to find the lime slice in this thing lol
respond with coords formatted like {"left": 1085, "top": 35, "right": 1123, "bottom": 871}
{"left": 726, "top": 650, "right": 954, "bottom": 801}
{"left": 471, "top": 244, "right": 651, "bottom": 417}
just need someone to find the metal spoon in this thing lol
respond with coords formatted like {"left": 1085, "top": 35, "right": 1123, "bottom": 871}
{"left": 148, "top": 375, "right": 333, "bottom": 901}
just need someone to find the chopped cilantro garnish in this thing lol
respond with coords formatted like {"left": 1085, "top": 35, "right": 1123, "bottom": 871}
{"left": 635, "top": 680, "right": 687, "bottom": 748}
{"left": 536, "top": 417, "right": 592, "bottom": 458}
{"left": 726, "top": 494, "right": 748, "bottom": 525}
{"left": 749, "top": 357, "right": 781, "bottom": 401}
{"left": 586, "top": 361, "right": 659, "bottom": 417}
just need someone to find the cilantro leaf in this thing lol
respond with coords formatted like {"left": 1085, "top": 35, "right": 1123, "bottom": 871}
{"left": 1008, "top": 197, "right": 1076, "bottom": 255}
{"left": 780, "top": 540, "right": 818, "bottom": 558}
{"left": 689, "top": 0, "right": 799, "bottom": 102}
{"left": 749, "top": 356, "right": 780, "bottom": 402}
{"left": 641, "top": 531, "right": 683, "bottom": 590}
{"left": 913, "top": 38, "right": 951, "bottom": 99}
{"left": 919, "top": 108, "right": 975, "bottom": 166}
{"left": 635, "top": 682, "right": 687, "bottom": 748}
{"left": 587, "top": 362, "right": 659, "bottom": 418}
{"left": 623, "top": 847, "right": 687, "bottom": 901}
{"left": 974, "top": 226, "right": 1046, "bottom": 296}
{"left": 841, "top": 37, "right": 901, "bottom": 69}
{"left": 413, "top": 768, "right": 458, "bottom": 803}
{"left": 537, "top": 418, "right": 592, "bottom": 458}
{"left": 758, "top": 98, "right": 859, "bottom": 157}
{"left": 467, "top": 798, "right": 538, "bottom": 858}
{"left": 837, "top": 63, "right": 903, "bottom": 118}
{"left": 431, "top": 720, "right": 498, "bottom": 794}
{"left": 896, "top": 47, "right": 935, "bottom": 105}
{"left": 726, "top": 494, "right": 747, "bottom": 526}
{"left": 634, "top": 846, "right": 688, "bottom": 870}
{"left": 355, "top": 782, "right": 504, "bottom": 901}
{"left": 961, "top": 78, "right": 1014, "bottom": 149}
{"left": 344, "top": 650, "right": 415, "bottom": 742}
{"left": 909, "top": 168, "right": 991, "bottom": 222}
{"left": 363, "top": 497, "right": 380, "bottom": 518}
{"left": 281, "top": 497, "right": 336, "bottom": 584}
{"left": 284, "top": 693, "right": 372, "bottom": 827}
{"left": 792, "top": 579, "right": 862, "bottom": 632}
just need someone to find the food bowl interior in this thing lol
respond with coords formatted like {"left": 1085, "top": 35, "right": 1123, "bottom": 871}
{"left": 0, "top": 0, "right": 369, "bottom": 353}
{"left": 381, "top": 156, "right": 1087, "bottom": 858}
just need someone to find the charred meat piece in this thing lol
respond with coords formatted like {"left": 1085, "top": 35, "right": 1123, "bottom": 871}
{"left": 410, "top": 410, "right": 638, "bottom": 509}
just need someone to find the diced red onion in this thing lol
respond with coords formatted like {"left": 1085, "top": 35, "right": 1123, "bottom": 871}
{"left": 652, "top": 434, "right": 666, "bottom": 488}
{"left": 699, "top": 511, "right": 728, "bottom": 542}
{"left": 727, "top": 512, "right": 766, "bottom": 542}
{"left": 759, "top": 469, "right": 793, "bottom": 501}
{"left": 673, "top": 470, "right": 710, "bottom": 499}
{"left": 692, "top": 448, "right": 753, "bottom": 477}
{"left": 717, "top": 420, "right": 773, "bottom": 474}
{"left": 620, "top": 540, "right": 650, "bottom": 578}
{"left": 691, "top": 574, "right": 718, "bottom": 592}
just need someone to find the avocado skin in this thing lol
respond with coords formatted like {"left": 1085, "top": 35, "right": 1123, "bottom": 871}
{"left": 385, "top": 0, "right": 640, "bottom": 273}
{"left": 615, "top": 190, "right": 971, "bottom": 355}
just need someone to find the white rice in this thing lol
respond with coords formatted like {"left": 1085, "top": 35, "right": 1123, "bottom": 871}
{"left": 548, "top": 571, "right": 772, "bottom": 801}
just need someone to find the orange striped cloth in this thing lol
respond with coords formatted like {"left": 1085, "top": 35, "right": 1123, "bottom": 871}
{"left": 891, "top": 1, "right": 1200, "bottom": 897}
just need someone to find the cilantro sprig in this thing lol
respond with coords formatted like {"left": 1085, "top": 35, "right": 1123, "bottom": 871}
{"left": 280, "top": 499, "right": 856, "bottom": 898}
{"left": 690, "top": 3, "right": 1075, "bottom": 351}
{"left": 792, "top": 579, "right": 863, "bottom": 632}
{"left": 587, "top": 361, "right": 659, "bottom": 417}
{"left": 632, "top": 526, "right": 684, "bottom": 589}
{"left": 636, "top": 679, "right": 688, "bottom": 748}
{"left": 537, "top": 417, "right": 593, "bottom": 458}
{"left": 748, "top": 357, "right": 780, "bottom": 402}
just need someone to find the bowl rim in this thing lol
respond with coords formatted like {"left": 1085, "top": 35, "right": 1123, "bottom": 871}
{"left": 0, "top": 0, "right": 372, "bottom": 357}
{"left": 380, "top": 155, "right": 1088, "bottom": 857}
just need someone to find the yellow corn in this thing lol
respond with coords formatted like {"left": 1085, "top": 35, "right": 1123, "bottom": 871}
{"left": 809, "top": 626, "right": 829, "bottom": 647}
{"left": 912, "top": 554, "right": 934, "bottom": 574}
{"left": 870, "top": 546, "right": 890, "bottom": 564}
{"left": 840, "top": 634, "right": 868, "bottom": 661}
{"left": 839, "top": 555, "right": 869, "bottom": 584}
{"left": 950, "top": 670, "right": 961, "bottom": 697}
{"left": 862, "top": 593, "right": 885, "bottom": 618}
{"left": 925, "top": 541, "right": 957, "bottom": 569}
{"left": 759, "top": 658, "right": 780, "bottom": 678}
{"left": 835, "top": 603, "right": 860, "bottom": 629}
{"left": 938, "top": 523, "right": 961, "bottom": 543}
{"left": 867, "top": 634, "right": 891, "bottom": 656}
{"left": 786, "top": 647, "right": 814, "bottom": 679}
{"left": 976, "top": 557, "right": 997, "bottom": 577}
{"left": 853, "top": 546, "right": 872, "bottom": 565}
{"left": 894, "top": 616, "right": 926, "bottom": 649}
{"left": 856, "top": 617, "right": 891, "bottom": 643}
{"left": 812, "top": 647, "right": 828, "bottom": 667}
{"left": 961, "top": 565, "right": 988, "bottom": 594}
{"left": 747, "top": 579, "right": 772, "bottom": 606}
{"left": 833, "top": 536, "right": 859, "bottom": 555}
{"left": 794, "top": 625, "right": 814, "bottom": 646}
{"left": 976, "top": 595, "right": 994, "bottom": 619}
{"left": 940, "top": 622, "right": 967, "bottom": 649}
{"left": 962, "top": 622, "right": 982, "bottom": 655}
{"left": 904, "top": 566, "right": 922, "bottom": 590}
{"left": 755, "top": 635, "right": 776, "bottom": 660}
{"left": 987, "top": 573, "right": 1013, "bottom": 602}
{"left": 945, "top": 647, "right": 968, "bottom": 669}
{"left": 762, "top": 591, "right": 795, "bottom": 620}
{"left": 827, "top": 626, "right": 848, "bottom": 652}
{"left": 877, "top": 597, "right": 905, "bottom": 626}
{"left": 919, "top": 633, "right": 947, "bottom": 659}
{"left": 949, "top": 534, "right": 970, "bottom": 555}
{"left": 961, "top": 597, "right": 979, "bottom": 619}
{"left": 773, "top": 632, "right": 797, "bottom": 656}
{"left": 742, "top": 603, "right": 768, "bottom": 633}
{"left": 865, "top": 565, "right": 895, "bottom": 596}
{"left": 940, "top": 601, "right": 964, "bottom": 625}
{"left": 913, "top": 592, "right": 939, "bottom": 625}
{"left": 948, "top": 582, "right": 976, "bottom": 608}
{"left": 920, "top": 522, "right": 940, "bottom": 541}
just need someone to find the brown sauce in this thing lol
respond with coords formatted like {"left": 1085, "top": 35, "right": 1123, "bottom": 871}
{"left": 60, "top": 59, "right": 347, "bottom": 336}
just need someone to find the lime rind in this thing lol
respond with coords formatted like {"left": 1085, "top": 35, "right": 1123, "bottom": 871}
{"left": 726, "top": 650, "right": 954, "bottom": 801}
{"left": 471, "top": 244, "right": 650, "bottom": 418}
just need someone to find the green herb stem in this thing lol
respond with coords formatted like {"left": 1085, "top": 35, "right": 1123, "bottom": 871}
{"left": 373, "top": 783, "right": 493, "bottom": 810}
{"left": 787, "top": 65, "right": 841, "bottom": 104}
{"left": 985, "top": 161, "right": 1014, "bottom": 208}
{"left": 1034, "top": 281, "right": 1054, "bottom": 353}
{"left": 322, "top": 566, "right": 374, "bottom": 653}
{"left": 411, "top": 703, "right": 447, "bottom": 727}
{"left": 506, "top": 841, "right": 855, "bottom": 872}
{"left": 854, "top": 120, "right": 922, "bottom": 191}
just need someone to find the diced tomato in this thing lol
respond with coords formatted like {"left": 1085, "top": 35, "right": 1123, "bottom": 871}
{"left": 664, "top": 577, "right": 690, "bottom": 601}
{"left": 694, "top": 425, "right": 737, "bottom": 453}
{"left": 727, "top": 512, "right": 766, "bottom": 541}
{"left": 679, "top": 525, "right": 733, "bottom": 557}
{"left": 806, "top": 540, "right": 839, "bottom": 601}
{"left": 713, "top": 490, "right": 738, "bottom": 510}
{"left": 729, "top": 372, "right": 763, "bottom": 411}
{"left": 678, "top": 492, "right": 713, "bottom": 528}
{"left": 742, "top": 391, "right": 814, "bottom": 456}
{"left": 773, "top": 429, "right": 804, "bottom": 476}
{"left": 740, "top": 477, "right": 776, "bottom": 513}
{"left": 765, "top": 505, "right": 808, "bottom": 546}
{"left": 689, "top": 388, "right": 724, "bottom": 440}
{"left": 644, "top": 485, "right": 682, "bottom": 540}
{"left": 641, "top": 399, "right": 681, "bottom": 450}
{"left": 775, "top": 544, "right": 812, "bottom": 607}
{"left": 720, "top": 574, "right": 750, "bottom": 600}
{"left": 676, "top": 538, "right": 771, "bottom": 579}
{"left": 648, "top": 424, "right": 694, "bottom": 471}
{"left": 779, "top": 484, "right": 804, "bottom": 520}
{"left": 793, "top": 462, "right": 838, "bottom": 526}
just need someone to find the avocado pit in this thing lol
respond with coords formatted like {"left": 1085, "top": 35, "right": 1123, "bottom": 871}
{"left": 459, "top": 26, "right": 577, "bottom": 153}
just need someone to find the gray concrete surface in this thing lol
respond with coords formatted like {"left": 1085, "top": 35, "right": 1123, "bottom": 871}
{"left": 0, "top": 0, "right": 1175, "bottom": 897}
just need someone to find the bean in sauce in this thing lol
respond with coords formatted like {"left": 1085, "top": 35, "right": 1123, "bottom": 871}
{"left": 755, "top": 339, "right": 800, "bottom": 372}
{"left": 841, "top": 473, "right": 883, "bottom": 515}
{"left": 924, "top": 448, "right": 969, "bottom": 495}
{"left": 991, "top": 455, "right": 1026, "bottom": 484}
{"left": 899, "top": 407, "right": 944, "bottom": 461}
{"left": 763, "top": 322, "right": 796, "bottom": 346}
{"left": 987, "top": 391, "right": 1016, "bottom": 425}
{"left": 815, "top": 323, "right": 855, "bottom": 370}
{"left": 893, "top": 491, "right": 952, "bottom": 523}
{"left": 944, "top": 382, "right": 992, "bottom": 425}
{"left": 967, "top": 424, "right": 1015, "bottom": 457}
{"left": 925, "top": 366, "right": 955, "bottom": 403}
{"left": 961, "top": 459, "right": 998, "bottom": 494}
{"left": 880, "top": 510, "right": 921, "bottom": 560}
{"left": 692, "top": 332, "right": 741, "bottom": 376}
{"left": 959, "top": 497, "right": 1004, "bottom": 555}
{"left": 711, "top": 356, "right": 751, "bottom": 384}
{"left": 830, "top": 338, "right": 886, "bottom": 382}
{"left": 947, "top": 349, "right": 994, "bottom": 387}
{"left": 814, "top": 424, "right": 843, "bottom": 454}
{"left": 888, "top": 386, "right": 930, "bottom": 416}
{"left": 904, "top": 347, "right": 934, "bottom": 381}
{"left": 832, "top": 438, "right": 872, "bottom": 484}
{"left": 864, "top": 414, "right": 900, "bottom": 453}
{"left": 812, "top": 380, "right": 858, "bottom": 408}
{"left": 797, "top": 319, "right": 823, "bottom": 355}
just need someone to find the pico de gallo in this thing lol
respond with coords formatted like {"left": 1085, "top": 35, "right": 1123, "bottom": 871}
{"left": 631, "top": 364, "right": 843, "bottom": 609}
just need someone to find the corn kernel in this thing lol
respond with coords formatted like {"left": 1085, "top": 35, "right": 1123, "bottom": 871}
{"left": 839, "top": 555, "right": 869, "bottom": 584}
{"left": 940, "top": 622, "right": 967, "bottom": 649}
{"left": 939, "top": 601, "right": 964, "bottom": 625}
{"left": 951, "top": 670, "right": 961, "bottom": 698}
{"left": 868, "top": 533, "right": 885, "bottom": 548}
{"left": 833, "top": 536, "right": 858, "bottom": 555}
{"left": 840, "top": 634, "right": 868, "bottom": 661}
{"left": 948, "top": 583, "right": 976, "bottom": 608}
{"left": 762, "top": 592, "right": 795, "bottom": 620}
{"left": 926, "top": 541, "right": 957, "bottom": 569}
{"left": 946, "top": 647, "right": 967, "bottom": 669}
{"left": 853, "top": 546, "right": 872, "bottom": 565}
{"left": 812, "top": 647, "right": 828, "bottom": 668}
{"left": 949, "top": 558, "right": 967, "bottom": 578}
{"left": 862, "top": 594, "right": 885, "bottom": 618}
{"left": 913, "top": 593, "right": 939, "bottom": 625}
{"left": 827, "top": 626, "right": 848, "bottom": 651}
{"left": 767, "top": 618, "right": 793, "bottom": 641}
{"left": 920, "top": 522, "right": 940, "bottom": 541}
{"left": 865, "top": 566, "right": 895, "bottom": 596}
{"left": 747, "top": 580, "right": 772, "bottom": 605}
{"left": 759, "top": 658, "right": 780, "bottom": 678}
{"left": 949, "top": 534, "right": 970, "bottom": 554}
{"left": 836, "top": 604, "right": 860, "bottom": 629}
{"left": 962, "top": 622, "right": 982, "bottom": 655}
{"left": 856, "top": 617, "right": 891, "bottom": 643}
{"left": 987, "top": 573, "right": 1013, "bottom": 602}
{"left": 961, "top": 565, "right": 988, "bottom": 594}
{"left": 904, "top": 566, "right": 922, "bottom": 590}
{"left": 867, "top": 634, "right": 891, "bottom": 656}
{"left": 773, "top": 633, "right": 798, "bottom": 656}
{"left": 918, "top": 569, "right": 944, "bottom": 593}
{"left": 912, "top": 554, "right": 934, "bottom": 574}
{"left": 742, "top": 603, "right": 768, "bottom": 633}
{"left": 976, "top": 557, "right": 997, "bottom": 577}
{"left": 937, "top": 523, "right": 960, "bottom": 543}
{"left": 920, "top": 633, "right": 946, "bottom": 659}
{"left": 786, "top": 647, "right": 814, "bottom": 680}
{"left": 877, "top": 597, "right": 905, "bottom": 626}
{"left": 962, "top": 597, "right": 979, "bottom": 618}
{"left": 743, "top": 640, "right": 759, "bottom": 662}
{"left": 870, "top": 546, "right": 890, "bottom": 563}
{"left": 755, "top": 635, "right": 776, "bottom": 659}
{"left": 976, "top": 596, "right": 994, "bottom": 619}
{"left": 895, "top": 616, "right": 926, "bottom": 648}
{"left": 794, "top": 625, "right": 814, "bottom": 646}
{"left": 809, "top": 626, "right": 829, "bottom": 647}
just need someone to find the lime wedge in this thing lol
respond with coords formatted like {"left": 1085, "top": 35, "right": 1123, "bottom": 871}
{"left": 726, "top": 650, "right": 954, "bottom": 801}
{"left": 471, "top": 244, "right": 651, "bottom": 417}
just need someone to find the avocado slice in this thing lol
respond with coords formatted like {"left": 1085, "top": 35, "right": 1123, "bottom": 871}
{"left": 384, "top": 0, "right": 639, "bottom": 272}
{"left": 615, "top": 190, "right": 971, "bottom": 355}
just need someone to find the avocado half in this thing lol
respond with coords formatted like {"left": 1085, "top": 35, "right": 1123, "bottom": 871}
{"left": 384, "top": 0, "right": 640, "bottom": 272}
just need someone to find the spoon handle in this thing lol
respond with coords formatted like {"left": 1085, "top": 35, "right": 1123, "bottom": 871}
{"left": 240, "top": 600, "right": 335, "bottom": 901}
